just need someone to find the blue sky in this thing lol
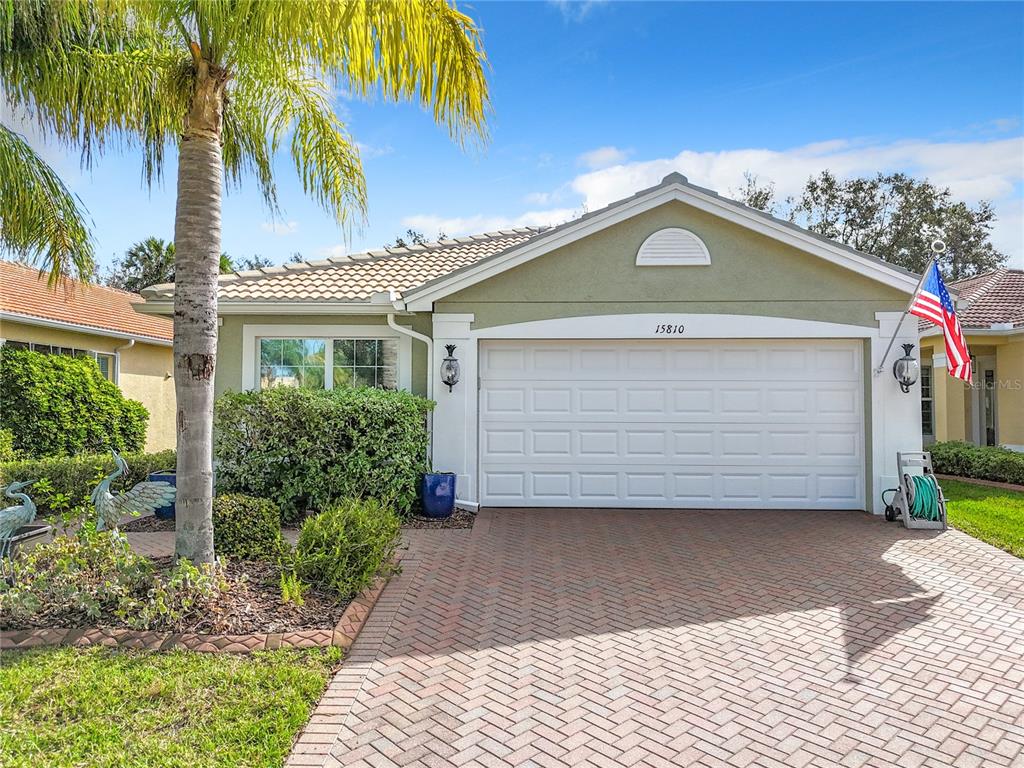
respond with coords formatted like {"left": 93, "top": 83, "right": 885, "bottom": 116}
{"left": 25, "top": 0, "right": 1024, "bottom": 271}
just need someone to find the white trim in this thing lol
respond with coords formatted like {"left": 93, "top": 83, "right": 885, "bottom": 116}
{"left": 404, "top": 182, "right": 921, "bottom": 309}
{"left": 636, "top": 227, "right": 711, "bottom": 266}
{"left": 240, "top": 323, "right": 411, "bottom": 392}
{"left": 921, "top": 326, "right": 1023, "bottom": 338}
{"left": 0, "top": 310, "right": 172, "bottom": 346}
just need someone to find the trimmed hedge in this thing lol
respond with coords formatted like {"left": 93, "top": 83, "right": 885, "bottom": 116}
{"left": 213, "top": 494, "right": 283, "bottom": 560}
{"left": 294, "top": 498, "right": 400, "bottom": 599}
{"left": 214, "top": 386, "right": 433, "bottom": 521}
{"left": 0, "top": 450, "right": 176, "bottom": 519}
{"left": 0, "top": 346, "right": 148, "bottom": 458}
{"left": 930, "top": 441, "right": 1024, "bottom": 486}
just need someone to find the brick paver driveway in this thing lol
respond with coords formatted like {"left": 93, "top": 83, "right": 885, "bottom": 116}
{"left": 291, "top": 509, "right": 1024, "bottom": 768}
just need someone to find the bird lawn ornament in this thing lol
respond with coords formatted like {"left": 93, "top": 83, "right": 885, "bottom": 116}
{"left": 0, "top": 480, "right": 37, "bottom": 559}
{"left": 92, "top": 450, "right": 176, "bottom": 533}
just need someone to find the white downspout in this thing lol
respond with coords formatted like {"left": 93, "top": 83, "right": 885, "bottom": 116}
{"left": 386, "top": 312, "right": 434, "bottom": 462}
{"left": 113, "top": 338, "right": 135, "bottom": 384}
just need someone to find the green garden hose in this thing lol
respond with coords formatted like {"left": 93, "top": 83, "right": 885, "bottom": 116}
{"left": 908, "top": 474, "right": 941, "bottom": 521}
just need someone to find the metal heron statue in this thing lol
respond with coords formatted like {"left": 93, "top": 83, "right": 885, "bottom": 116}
{"left": 92, "top": 450, "right": 176, "bottom": 533}
{"left": 0, "top": 480, "right": 37, "bottom": 559}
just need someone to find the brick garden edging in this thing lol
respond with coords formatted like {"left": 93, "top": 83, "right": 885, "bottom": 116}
{"left": 936, "top": 474, "right": 1024, "bottom": 493}
{"left": 0, "top": 571, "right": 391, "bottom": 654}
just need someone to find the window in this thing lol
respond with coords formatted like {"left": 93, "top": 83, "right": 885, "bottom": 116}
{"left": 920, "top": 364, "right": 933, "bottom": 437}
{"left": 259, "top": 337, "right": 398, "bottom": 391}
{"left": 0, "top": 340, "right": 115, "bottom": 381}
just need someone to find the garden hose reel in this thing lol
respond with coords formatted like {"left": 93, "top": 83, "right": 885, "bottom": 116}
{"left": 882, "top": 451, "right": 947, "bottom": 531}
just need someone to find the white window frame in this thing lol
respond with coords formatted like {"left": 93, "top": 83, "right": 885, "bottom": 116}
{"left": 0, "top": 338, "right": 117, "bottom": 382}
{"left": 241, "top": 324, "right": 411, "bottom": 392}
{"left": 920, "top": 363, "right": 934, "bottom": 438}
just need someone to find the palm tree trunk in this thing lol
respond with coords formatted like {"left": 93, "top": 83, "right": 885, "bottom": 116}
{"left": 173, "top": 62, "right": 225, "bottom": 564}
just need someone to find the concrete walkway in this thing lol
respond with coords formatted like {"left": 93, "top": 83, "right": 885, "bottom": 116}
{"left": 288, "top": 508, "right": 1024, "bottom": 768}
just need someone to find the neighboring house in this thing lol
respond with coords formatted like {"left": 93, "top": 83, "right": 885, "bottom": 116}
{"left": 920, "top": 268, "right": 1024, "bottom": 452}
{"left": 0, "top": 260, "right": 175, "bottom": 451}
{"left": 140, "top": 173, "right": 926, "bottom": 514}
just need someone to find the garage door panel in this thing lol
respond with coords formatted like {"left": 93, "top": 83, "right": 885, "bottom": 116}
{"left": 480, "top": 339, "right": 864, "bottom": 509}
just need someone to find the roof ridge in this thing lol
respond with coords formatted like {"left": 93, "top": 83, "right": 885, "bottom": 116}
{"left": 0, "top": 259, "right": 149, "bottom": 300}
{"left": 958, "top": 268, "right": 1008, "bottom": 309}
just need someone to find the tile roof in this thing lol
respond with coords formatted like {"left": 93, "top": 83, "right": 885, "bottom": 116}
{"left": 143, "top": 228, "right": 545, "bottom": 303}
{"left": 921, "top": 268, "right": 1024, "bottom": 332}
{"left": 0, "top": 260, "right": 173, "bottom": 343}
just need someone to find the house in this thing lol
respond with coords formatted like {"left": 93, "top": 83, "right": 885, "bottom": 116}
{"left": 920, "top": 268, "right": 1024, "bottom": 452}
{"left": 140, "top": 173, "right": 926, "bottom": 513}
{"left": 0, "top": 260, "right": 175, "bottom": 451}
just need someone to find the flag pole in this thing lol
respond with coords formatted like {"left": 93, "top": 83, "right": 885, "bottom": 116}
{"left": 873, "top": 229, "right": 945, "bottom": 376}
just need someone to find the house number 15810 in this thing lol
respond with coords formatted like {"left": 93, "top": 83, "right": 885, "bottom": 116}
{"left": 654, "top": 324, "right": 685, "bottom": 334}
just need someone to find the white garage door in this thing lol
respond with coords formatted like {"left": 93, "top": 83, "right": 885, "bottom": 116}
{"left": 478, "top": 339, "right": 865, "bottom": 509}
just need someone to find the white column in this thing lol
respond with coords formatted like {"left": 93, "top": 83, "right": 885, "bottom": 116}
{"left": 430, "top": 314, "right": 478, "bottom": 506}
{"left": 869, "top": 312, "right": 923, "bottom": 513}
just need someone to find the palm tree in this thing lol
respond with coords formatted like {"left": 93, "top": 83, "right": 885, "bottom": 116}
{"left": 1, "top": 1, "right": 489, "bottom": 562}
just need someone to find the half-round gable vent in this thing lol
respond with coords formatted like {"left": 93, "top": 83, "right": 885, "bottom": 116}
{"left": 635, "top": 227, "right": 710, "bottom": 266}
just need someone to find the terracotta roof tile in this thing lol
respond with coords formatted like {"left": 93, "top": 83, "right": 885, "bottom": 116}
{"left": 920, "top": 268, "right": 1024, "bottom": 332}
{"left": 143, "top": 228, "right": 545, "bottom": 303}
{"left": 0, "top": 261, "right": 173, "bottom": 343}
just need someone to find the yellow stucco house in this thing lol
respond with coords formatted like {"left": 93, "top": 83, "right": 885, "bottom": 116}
{"left": 921, "top": 268, "right": 1024, "bottom": 452}
{"left": 0, "top": 260, "right": 175, "bottom": 451}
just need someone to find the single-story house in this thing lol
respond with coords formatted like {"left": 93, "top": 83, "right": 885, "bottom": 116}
{"left": 140, "top": 173, "right": 926, "bottom": 513}
{"left": 920, "top": 268, "right": 1023, "bottom": 451}
{"left": 0, "top": 260, "right": 176, "bottom": 451}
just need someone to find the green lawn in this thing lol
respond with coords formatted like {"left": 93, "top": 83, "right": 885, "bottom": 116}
{"left": 941, "top": 478, "right": 1024, "bottom": 558}
{"left": 0, "top": 645, "right": 341, "bottom": 768}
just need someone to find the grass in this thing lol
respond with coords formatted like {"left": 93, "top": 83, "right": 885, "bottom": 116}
{"left": 941, "top": 478, "right": 1024, "bottom": 558}
{"left": 0, "top": 645, "right": 342, "bottom": 768}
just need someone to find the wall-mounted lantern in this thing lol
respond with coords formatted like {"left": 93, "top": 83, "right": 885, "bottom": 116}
{"left": 893, "top": 343, "right": 919, "bottom": 394}
{"left": 440, "top": 344, "right": 460, "bottom": 392}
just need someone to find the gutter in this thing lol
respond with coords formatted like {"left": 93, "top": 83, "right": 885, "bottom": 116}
{"left": 386, "top": 308, "right": 434, "bottom": 464}
{"left": 113, "top": 339, "right": 134, "bottom": 384}
{"left": 0, "top": 311, "right": 172, "bottom": 347}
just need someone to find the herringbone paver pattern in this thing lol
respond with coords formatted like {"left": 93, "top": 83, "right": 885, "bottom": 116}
{"left": 291, "top": 510, "right": 1024, "bottom": 768}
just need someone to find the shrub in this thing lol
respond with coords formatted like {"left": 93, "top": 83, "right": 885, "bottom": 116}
{"left": 0, "top": 531, "right": 226, "bottom": 632}
{"left": 294, "top": 498, "right": 400, "bottom": 599}
{"left": 215, "top": 386, "right": 433, "bottom": 521}
{"left": 0, "top": 450, "right": 176, "bottom": 520}
{"left": 0, "top": 428, "right": 15, "bottom": 462}
{"left": 213, "top": 494, "right": 284, "bottom": 560}
{"left": 0, "top": 347, "right": 149, "bottom": 458}
{"left": 930, "top": 441, "right": 1024, "bottom": 485}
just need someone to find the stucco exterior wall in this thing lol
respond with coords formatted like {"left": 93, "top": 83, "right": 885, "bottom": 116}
{"left": 0, "top": 318, "right": 175, "bottom": 451}
{"left": 215, "top": 313, "right": 432, "bottom": 398}
{"left": 436, "top": 200, "right": 909, "bottom": 328}
{"left": 996, "top": 338, "right": 1024, "bottom": 448}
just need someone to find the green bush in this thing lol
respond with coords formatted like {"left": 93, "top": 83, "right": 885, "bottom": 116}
{"left": 213, "top": 494, "right": 283, "bottom": 560}
{"left": 0, "top": 347, "right": 149, "bottom": 458}
{"left": 215, "top": 386, "right": 433, "bottom": 521}
{"left": 294, "top": 498, "right": 400, "bottom": 599}
{"left": 0, "top": 428, "right": 16, "bottom": 462}
{"left": 0, "top": 531, "right": 227, "bottom": 631}
{"left": 0, "top": 450, "right": 176, "bottom": 520}
{"left": 930, "top": 441, "right": 1024, "bottom": 485}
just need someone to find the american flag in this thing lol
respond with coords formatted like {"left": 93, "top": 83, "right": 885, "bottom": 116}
{"left": 909, "top": 262, "right": 972, "bottom": 383}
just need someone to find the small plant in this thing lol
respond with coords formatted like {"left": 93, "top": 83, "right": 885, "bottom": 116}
{"left": 117, "top": 558, "right": 228, "bottom": 630}
{"left": 294, "top": 498, "right": 400, "bottom": 599}
{"left": 279, "top": 569, "right": 309, "bottom": 607}
{"left": 212, "top": 494, "right": 284, "bottom": 560}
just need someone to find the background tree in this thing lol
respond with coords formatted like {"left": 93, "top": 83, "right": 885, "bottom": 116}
{"left": 388, "top": 228, "right": 449, "bottom": 248}
{"left": 734, "top": 171, "right": 1006, "bottom": 280}
{"left": 106, "top": 238, "right": 264, "bottom": 292}
{"left": 1, "top": 1, "right": 489, "bottom": 563}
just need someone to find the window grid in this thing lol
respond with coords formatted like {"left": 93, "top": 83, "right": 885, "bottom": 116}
{"left": 921, "top": 364, "right": 933, "bottom": 437}
{"left": 259, "top": 337, "right": 397, "bottom": 391}
{"left": 1, "top": 340, "right": 115, "bottom": 381}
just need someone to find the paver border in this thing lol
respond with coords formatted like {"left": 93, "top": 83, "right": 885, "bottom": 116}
{"left": 0, "top": 570, "right": 392, "bottom": 654}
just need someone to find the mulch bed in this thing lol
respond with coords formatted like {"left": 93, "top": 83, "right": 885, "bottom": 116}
{"left": 402, "top": 507, "right": 476, "bottom": 529}
{"left": 3, "top": 557, "right": 351, "bottom": 635}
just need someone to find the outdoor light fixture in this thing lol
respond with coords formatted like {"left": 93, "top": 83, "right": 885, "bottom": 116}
{"left": 440, "top": 344, "right": 460, "bottom": 392}
{"left": 893, "top": 343, "right": 920, "bottom": 394}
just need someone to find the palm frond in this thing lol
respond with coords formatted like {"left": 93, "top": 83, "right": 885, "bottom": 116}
{"left": 0, "top": 124, "right": 94, "bottom": 283}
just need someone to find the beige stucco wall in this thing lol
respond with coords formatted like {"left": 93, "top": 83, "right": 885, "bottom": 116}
{"left": 922, "top": 334, "right": 1024, "bottom": 448}
{"left": 0, "top": 318, "right": 175, "bottom": 452}
{"left": 436, "top": 200, "right": 909, "bottom": 328}
{"left": 214, "top": 313, "right": 432, "bottom": 398}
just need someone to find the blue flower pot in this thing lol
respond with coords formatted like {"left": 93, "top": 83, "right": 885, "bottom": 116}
{"left": 420, "top": 472, "right": 456, "bottom": 519}
{"left": 149, "top": 470, "right": 176, "bottom": 519}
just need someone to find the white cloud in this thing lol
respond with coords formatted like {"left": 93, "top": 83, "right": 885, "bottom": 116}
{"left": 577, "top": 145, "right": 631, "bottom": 170}
{"left": 402, "top": 208, "right": 581, "bottom": 236}
{"left": 356, "top": 141, "right": 394, "bottom": 160}
{"left": 548, "top": 0, "right": 607, "bottom": 22}
{"left": 260, "top": 220, "right": 299, "bottom": 236}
